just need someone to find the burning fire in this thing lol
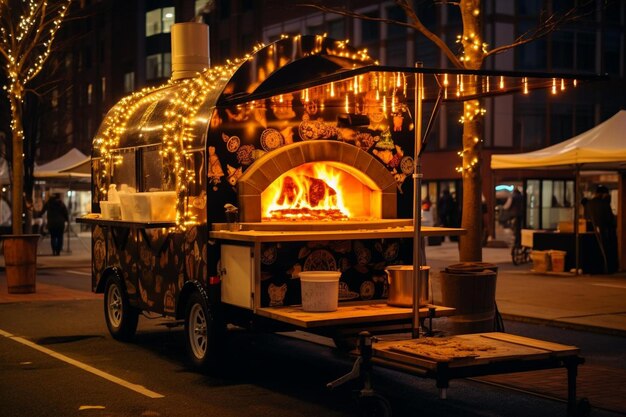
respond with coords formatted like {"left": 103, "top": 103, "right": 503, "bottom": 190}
{"left": 262, "top": 163, "right": 352, "bottom": 221}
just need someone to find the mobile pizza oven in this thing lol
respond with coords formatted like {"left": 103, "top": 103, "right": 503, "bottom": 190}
{"left": 79, "top": 24, "right": 591, "bottom": 371}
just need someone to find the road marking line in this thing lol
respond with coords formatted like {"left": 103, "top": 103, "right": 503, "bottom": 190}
{"left": 0, "top": 328, "right": 164, "bottom": 399}
{"left": 591, "top": 283, "right": 626, "bottom": 289}
{"left": 65, "top": 270, "right": 92, "bottom": 276}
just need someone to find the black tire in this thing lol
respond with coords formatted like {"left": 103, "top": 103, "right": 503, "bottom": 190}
{"left": 104, "top": 275, "right": 139, "bottom": 341}
{"left": 184, "top": 291, "right": 222, "bottom": 371}
{"left": 358, "top": 393, "right": 392, "bottom": 417}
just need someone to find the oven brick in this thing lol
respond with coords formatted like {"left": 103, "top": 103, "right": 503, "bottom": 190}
{"left": 239, "top": 194, "right": 262, "bottom": 222}
{"left": 338, "top": 143, "right": 359, "bottom": 166}
{"left": 381, "top": 192, "right": 397, "bottom": 218}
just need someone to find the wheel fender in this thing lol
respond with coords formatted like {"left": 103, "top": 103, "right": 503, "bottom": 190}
{"left": 176, "top": 281, "right": 209, "bottom": 320}
{"left": 96, "top": 267, "right": 123, "bottom": 294}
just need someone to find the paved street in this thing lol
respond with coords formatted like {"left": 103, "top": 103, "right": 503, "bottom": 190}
{"left": 0, "top": 232, "right": 625, "bottom": 416}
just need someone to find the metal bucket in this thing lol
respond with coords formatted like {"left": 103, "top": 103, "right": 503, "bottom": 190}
{"left": 385, "top": 265, "right": 431, "bottom": 307}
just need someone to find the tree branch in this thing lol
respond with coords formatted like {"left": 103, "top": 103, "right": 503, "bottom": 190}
{"left": 484, "top": 2, "right": 593, "bottom": 58}
{"left": 298, "top": 1, "right": 464, "bottom": 68}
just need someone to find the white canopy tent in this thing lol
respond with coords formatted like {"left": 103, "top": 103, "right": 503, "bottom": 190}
{"left": 491, "top": 110, "right": 626, "bottom": 170}
{"left": 0, "top": 148, "right": 90, "bottom": 183}
{"left": 34, "top": 148, "right": 90, "bottom": 180}
{"left": 491, "top": 110, "right": 626, "bottom": 273}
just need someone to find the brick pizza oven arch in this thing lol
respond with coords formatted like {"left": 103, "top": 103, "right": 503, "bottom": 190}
{"left": 237, "top": 140, "right": 399, "bottom": 223}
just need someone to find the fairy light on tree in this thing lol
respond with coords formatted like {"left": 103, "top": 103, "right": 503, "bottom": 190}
{"left": 0, "top": 0, "right": 72, "bottom": 235}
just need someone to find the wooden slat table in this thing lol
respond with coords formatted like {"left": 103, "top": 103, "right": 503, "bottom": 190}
{"left": 256, "top": 303, "right": 455, "bottom": 328}
{"left": 370, "top": 332, "right": 584, "bottom": 415}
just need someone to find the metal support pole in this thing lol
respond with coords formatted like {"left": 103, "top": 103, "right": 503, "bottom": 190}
{"left": 574, "top": 167, "right": 580, "bottom": 274}
{"left": 412, "top": 63, "right": 424, "bottom": 338}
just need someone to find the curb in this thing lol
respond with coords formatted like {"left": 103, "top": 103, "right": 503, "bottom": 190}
{"left": 501, "top": 313, "right": 626, "bottom": 338}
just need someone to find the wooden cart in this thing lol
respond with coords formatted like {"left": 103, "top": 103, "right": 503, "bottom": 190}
{"left": 329, "top": 332, "right": 585, "bottom": 417}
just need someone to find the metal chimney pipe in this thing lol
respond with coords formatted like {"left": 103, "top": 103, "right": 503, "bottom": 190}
{"left": 171, "top": 22, "right": 210, "bottom": 80}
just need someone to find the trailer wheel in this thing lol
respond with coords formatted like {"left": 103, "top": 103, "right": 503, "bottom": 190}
{"left": 104, "top": 275, "right": 139, "bottom": 341}
{"left": 184, "top": 291, "right": 221, "bottom": 371}
{"left": 357, "top": 393, "right": 392, "bottom": 417}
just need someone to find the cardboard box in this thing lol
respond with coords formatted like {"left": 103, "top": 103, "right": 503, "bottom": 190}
{"left": 530, "top": 250, "right": 550, "bottom": 273}
{"left": 521, "top": 229, "right": 535, "bottom": 248}
{"left": 557, "top": 219, "right": 587, "bottom": 233}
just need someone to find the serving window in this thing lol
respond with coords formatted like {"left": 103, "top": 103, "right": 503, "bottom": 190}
{"left": 110, "top": 148, "right": 137, "bottom": 192}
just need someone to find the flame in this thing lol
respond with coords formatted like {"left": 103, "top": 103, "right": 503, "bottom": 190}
{"left": 262, "top": 163, "right": 352, "bottom": 221}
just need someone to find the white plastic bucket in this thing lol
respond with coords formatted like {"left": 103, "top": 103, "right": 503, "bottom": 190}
{"left": 299, "top": 271, "right": 341, "bottom": 312}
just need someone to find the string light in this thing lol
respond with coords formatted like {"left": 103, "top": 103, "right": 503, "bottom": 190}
{"left": 456, "top": 99, "right": 487, "bottom": 174}
{"left": 94, "top": 34, "right": 377, "bottom": 229}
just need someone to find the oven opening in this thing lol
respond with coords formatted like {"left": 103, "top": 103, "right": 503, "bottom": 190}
{"left": 261, "top": 162, "right": 381, "bottom": 221}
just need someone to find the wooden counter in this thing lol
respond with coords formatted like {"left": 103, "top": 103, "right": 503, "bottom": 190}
{"left": 256, "top": 303, "right": 454, "bottom": 328}
{"left": 76, "top": 216, "right": 176, "bottom": 229}
{"left": 210, "top": 226, "right": 465, "bottom": 243}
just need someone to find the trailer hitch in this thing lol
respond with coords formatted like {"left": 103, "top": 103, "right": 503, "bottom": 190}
{"left": 327, "top": 331, "right": 373, "bottom": 391}
{"left": 327, "top": 332, "right": 392, "bottom": 417}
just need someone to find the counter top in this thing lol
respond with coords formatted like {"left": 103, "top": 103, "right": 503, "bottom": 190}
{"left": 209, "top": 226, "right": 465, "bottom": 242}
{"left": 255, "top": 303, "right": 455, "bottom": 328}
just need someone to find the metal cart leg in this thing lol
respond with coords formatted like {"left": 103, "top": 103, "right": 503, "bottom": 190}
{"left": 327, "top": 332, "right": 373, "bottom": 392}
{"left": 436, "top": 362, "right": 450, "bottom": 400}
{"left": 565, "top": 357, "right": 589, "bottom": 417}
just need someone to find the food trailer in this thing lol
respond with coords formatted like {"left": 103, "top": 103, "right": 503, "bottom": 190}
{"left": 79, "top": 24, "right": 590, "bottom": 415}
{"left": 80, "top": 28, "right": 462, "bottom": 362}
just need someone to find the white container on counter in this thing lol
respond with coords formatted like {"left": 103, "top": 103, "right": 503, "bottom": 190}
{"left": 119, "top": 191, "right": 177, "bottom": 222}
{"left": 299, "top": 271, "right": 341, "bottom": 312}
{"left": 118, "top": 192, "right": 135, "bottom": 221}
{"left": 100, "top": 201, "right": 121, "bottom": 220}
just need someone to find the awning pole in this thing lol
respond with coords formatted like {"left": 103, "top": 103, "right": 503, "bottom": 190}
{"left": 574, "top": 167, "right": 580, "bottom": 274}
{"left": 412, "top": 63, "right": 424, "bottom": 338}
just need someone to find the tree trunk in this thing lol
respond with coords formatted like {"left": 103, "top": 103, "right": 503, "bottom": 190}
{"left": 9, "top": 95, "right": 24, "bottom": 235}
{"left": 459, "top": 108, "right": 483, "bottom": 261}
{"left": 458, "top": 0, "right": 485, "bottom": 262}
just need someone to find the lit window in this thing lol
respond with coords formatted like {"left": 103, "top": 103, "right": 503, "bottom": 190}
{"left": 163, "top": 53, "right": 171, "bottom": 76}
{"left": 146, "top": 9, "right": 161, "bottom": 36}
{"left": 146, "top": 54, "right": 171, "bottom": 80}
{"left": 146, "top": 8, "right": 175, "bottom": 37}
{"left": 124, "top": 72, "right": 135, "bottom": 92}
{"left": 147, "top": 54, "right": 161, "bottom": 79}
{"left": 162, "top": 7, "right": 175, "bottom": 33}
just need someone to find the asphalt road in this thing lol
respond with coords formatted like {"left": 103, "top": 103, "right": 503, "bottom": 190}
{"left": 1, "top": 268, "right": 625, "bottom": 417}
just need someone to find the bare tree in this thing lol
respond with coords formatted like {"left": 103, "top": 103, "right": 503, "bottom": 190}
{"left": 301, "top": 0, "right": 589, "bottom": 261}
{"left": 0, "top": 0, "right": 72, "bottom": 234}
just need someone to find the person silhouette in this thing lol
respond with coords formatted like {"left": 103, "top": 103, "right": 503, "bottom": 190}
{"left": 586, "top": 185, "right": 617, "bottom": 273}
{"left": 40, "top": 193, "right": 69, "bottom": 256}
